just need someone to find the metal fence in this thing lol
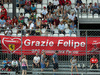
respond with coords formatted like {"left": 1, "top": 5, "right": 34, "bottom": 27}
{"left": 0, "top": 29, "right": 100, "bottom": 75}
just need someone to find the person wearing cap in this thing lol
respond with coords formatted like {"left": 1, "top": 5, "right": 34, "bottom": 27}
{"left": 41, "top": 6, "right": 48, "bottom": 18}
{"left": 31, "top": 4, "right": 37, "bottom": 13}
{"left": 0, "top": 6, "right": 7, "bottom": 20}
{"left": 90, "top": 55, "right": 98, "bottom": 69}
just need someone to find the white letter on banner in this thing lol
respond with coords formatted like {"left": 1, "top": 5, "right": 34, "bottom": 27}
{"left": 74, "top": 42, "right": 79, "bottom": 48}
{"left": 24, "top": 39, "right": 30, "bottom": 46}
{"left": 35, "top": 41, "right": 40, "bottom": 46}
{"left": 81, "top": 42, "right": 85, "bottom": 47}
{"left": 49, "top": 41, "right": 54, "bottom": 47}
{"left": 57, "top": 40, "right": 63, "bottom": 46}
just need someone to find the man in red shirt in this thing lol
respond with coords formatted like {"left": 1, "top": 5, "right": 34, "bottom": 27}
{"left": 90, "top": 55, "right": 98, "bottom": 69}
{"left": 0, "top": 6, "right": 7, "bottom": 20}
{"left": 59, "top": 0, "right": 65, "bottom": 5}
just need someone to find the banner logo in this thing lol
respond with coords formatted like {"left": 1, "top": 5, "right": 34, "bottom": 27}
{"left": 8, "top": 44, "right": 15, "bottom": 51}
{"left": 2, "top": 37, "right": 21, "bottom": 53}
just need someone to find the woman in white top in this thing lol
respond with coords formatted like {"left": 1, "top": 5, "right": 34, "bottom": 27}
{"left": 70, "top": 56, "right": 78, "bottom": 73}
{"left": 36, "top": 17, "right": 41, "bottom": 28}
{"left": 12, "top": 59, "right": 18, "bottom": 74}
{"left": 22, "top": 55, "right": 28, "bottom": 75}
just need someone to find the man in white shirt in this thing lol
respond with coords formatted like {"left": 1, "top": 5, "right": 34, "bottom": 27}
{"left": 41, "top": 7, "right": 48, "bottom": 18}
{"left": 11, "top": 59, "right": 18, "bottom": 74}
{"left": 58, "top": 21, "right": 65, "bottom": 34}
{"left": 68, "top": 12, "right": 76, "bottom": 22}
{"left": 28, "top": 20, "right": 35, "bottom": 35}
{"left": 53, "top": 0, "right": 59, "bottom": 9}
{"left": 32, "top": 53, "right": 40, "bottom": 68}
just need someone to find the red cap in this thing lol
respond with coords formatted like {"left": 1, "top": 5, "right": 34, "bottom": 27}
{"left": 44, "top": 6, "right": 46, "bottom": 8}
{"left": 1, "top": 6, "right": 4, "bottom": 8}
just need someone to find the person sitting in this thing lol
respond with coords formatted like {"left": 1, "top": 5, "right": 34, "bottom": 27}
{"left": 90, "top": 55, "right": 98, "bottom": 69}
{"left": 58, "top": 21, "right": 65, "bottom": 34}
{"left": 41, "top": 6, "right": 48, "bottom": 18}
{"left": 69, "top": 21, "right": 76, "bottom": 36}
{"left": 24, "top": 2, "right": 31, "bottom": 14}
{"left": 19, "top": 0, "right": 25, "bottom": 8}
{"left": 12, "top": 59, "right": 18, "bottom": 74}
{"left": 33, "top": 53, "right": 40, "bottom": 68}
{"left": 41, "top": 17, "right": 48, "bottom": 28}
{"left": 18, "top": 13, "right": 24, "bottom": 23}
{"left": 0, "top": 6, "right": 7, "bottom": 20}
{"left": 2, "top": 58, "right": 12, "bottom": 71}
{"left": 31, "top": 4, "right": 37, "bottom": 13}
{"left": 35, "top": 27, "right": 42, "bottom": 36}
{"left": 93, "top": 3, "right": 99, "bottom": 15}
{"left": 70, "top": 56, "right": 78, "bottom": 75}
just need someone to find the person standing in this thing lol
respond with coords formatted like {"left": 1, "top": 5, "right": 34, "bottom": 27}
{"left": 22, "top": 55, "right": 28, "bottom": 75}
{"left": 41, "top": 52, "right": 46, "bottom": 72}
{"left": 53, "top": 51, "right": 59, "bottom": 73}
{"left": 70, "top": 56, "right": 78, "bottom": 75}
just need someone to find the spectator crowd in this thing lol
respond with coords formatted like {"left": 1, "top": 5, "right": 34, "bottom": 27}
{"left": 0, "top": 0, "right": 100, "bottom": 36}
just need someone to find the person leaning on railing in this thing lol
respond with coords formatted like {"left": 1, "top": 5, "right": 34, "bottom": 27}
{"left": 90, "top": 55, "right": 98, "bottom": 69}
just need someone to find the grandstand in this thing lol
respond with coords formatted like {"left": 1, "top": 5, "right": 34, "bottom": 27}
{"left": 0, "top": 0, "right": 100, "bottom": 75}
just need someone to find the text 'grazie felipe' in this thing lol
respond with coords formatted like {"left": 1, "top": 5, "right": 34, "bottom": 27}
{"left": 24, "top": 39, "right": 85, "bottom": 48}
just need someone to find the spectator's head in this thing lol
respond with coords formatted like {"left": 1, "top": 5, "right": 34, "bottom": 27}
{"left": 14, "top": 16, "right": 17, "bottom": 19}
{"left": 44, "top": 6, "right": 46, "bottom": 10}
{"left": 1, "top": 17, "right": 4, "bottom": 20}
{"left": 20, "top": 13, "right": 23, "bottom": 16}
{"left": 27, "top": 2, "right": 30, "bottom": 6}
{"left": 71, "top": 12, "right": 75, "bottom": 16}
{"left": 42, "top": 51, "right": 45, "bottom": 55}
{"left": 32, "top": 4, "right": 35, "bottom": 7}
{"left": 55, "top": 51, "right": 58, "bottom": 55}
{"left": 49, "top": 2, "right": 51, "bottom": 5}
{"left": 89, "top": 3, "right": 92, "bottom": 6}
{"left": 36, "top": 53, "right": 39, "bottom": 57}
{"left": 93, "top": 55, "right": 96, "bottom": 58}
{"left": 77, "top": 3, "right": 80, "bottom": 6}
{"left": 94, "top": 2, "right": 97, "bottom": 6}
{"left": 72, "top": 21, "right": 75, "bottom": 25}
{"left": 13, "top": 58, "right": 16, "bottom": 61}
{"left": 74, "top": 17, "right": 77, "bottom": 20}
{"left": 7, "top": 16, "right": 10, "bottom": 20}
{"left": 31, "top": 12, "right": 34, "bottom": 15}
{"left": 5, "top": 58, "right": 8, "bottom": 61}
{"left": 43, "top": 16, "right": 46, "bottom": 20}
{"left": 66, "top": 3, "right": 69, "bottom": 6}
{"left": 73, "top": 56, "right": 76, "bottom": 59}
{"left": 23, "top": 55, "right": 26, "bottom": 59}
{"left": 60, "top": 21, "right": 63, "bottom": 25}
{"left": 1, "top": 6, "right": 4, "bottom": 9}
